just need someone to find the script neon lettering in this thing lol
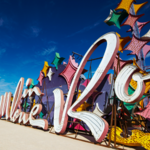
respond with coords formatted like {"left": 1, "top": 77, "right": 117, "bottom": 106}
{"left": 115, "top": 64, "right": 150, "bottom": 103}
{"left": 10, "top": 78, "right": 24, "bottom": 120}
{"left": 0, "top": 92, "right": 11, "bottom": 120}
{"left": 0, "top": 77, "right": 48, "bottom": 130}
{"left": 53, "top": 32, "right": 119, "bottom": 142}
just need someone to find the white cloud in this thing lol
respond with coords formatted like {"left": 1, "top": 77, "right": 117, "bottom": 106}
{"left": 0, "top": 15, "right": 18, "bottom": 31}
{"left": 0, "top": 79, "right": 17, "bottom": 96}
{"left": 67, "top": 20, "right": 102, "bottom": 37}
{"left": 41, "top": 46, "right": 56, "bottom": 56}
{"left": 30, "top": 26, "right": 41, "bottom": 37}
{"left": 145, "top": 3, "right": 150, "bottom": 10}
{"left": 48, "top": 41, "right": 57, "bottom": 44}
{"left": 23, "top": 26, "right": 41, "bottom": 38}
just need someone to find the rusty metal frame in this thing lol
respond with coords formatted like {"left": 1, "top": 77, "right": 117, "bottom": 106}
{"left": 49, "top": 129, "right": 125, "bottom": 150}
{"left": 49, "top": 116, "right": 126, "bottom": 150}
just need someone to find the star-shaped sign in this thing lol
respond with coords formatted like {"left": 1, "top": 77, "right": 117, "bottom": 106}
{"left": 47, "top": 68, "right": 54, "bottom": 81}
{"left": 133, "top": 2, "right": 148, "bottom": 15}
{"left": 59, "top": 56, "right": 78, "bottom": 89}
{"left": 123, "top": 35, "right": 149, "bottom": 56}
{"left": 119, "top": 36, "right": 131, "bottom": 52}
{"left": 51, "top": 52, "right": 65, "bottom": 70}
{"left": 105, "top": 10, "right": 128, "bottom": 29}
{"left": 41, "top": 61, "right": 49, "bottom": 77}
{"left": 127, "top": 21, "right": 150, "bottom": 33}
{"left": 121, "top": 13, "right": 144, "bottom": 29}
{"left": 76, "top": 102, "right": 91, "bottom": 112}
{"left": 115, "top": 0, "right": 135, "bottom": 14}
{"left": 105, "top": 10, "right": 122, "bottom": 29}
{"left": 135, "top": 102, "right": 150, "bottom": 120}
{"left": 37, "top": 71, "right": 44, "bottom": 86}
{"left": 116, "top": 33, "right": 131, "bottom": 52}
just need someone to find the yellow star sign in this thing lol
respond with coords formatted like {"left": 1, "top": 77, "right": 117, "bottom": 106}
{"left": 41, "top": 61, "right": 49, "bottom": 77}
{"left": 115, "top": 0, "right": 135, "bottom": 14}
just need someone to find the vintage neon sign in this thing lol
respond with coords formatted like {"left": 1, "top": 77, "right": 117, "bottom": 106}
{"left": 0, "top": 31, "right": 149, "bottom": 143}
{"left": 53, "top": 32, "right": 119, "bottom": 142}
{"left": 115, "top": 64, "right": 150, "bottom": 103}
{"left": 0, "top": 78, "right": 48, "bottom": 130}
{"left": 0, "top": 92, "right": 11, "bottom": 119}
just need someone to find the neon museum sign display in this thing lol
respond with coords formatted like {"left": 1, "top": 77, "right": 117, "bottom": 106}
{"left": 0, "top": 32, "right": 150, "bottom": 142}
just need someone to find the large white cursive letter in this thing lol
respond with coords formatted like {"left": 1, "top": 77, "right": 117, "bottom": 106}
{"left": 10, "top": 78, "right": 24, "bottom": 120}
{"left": 53, "top": 32, "right": 119, "bottom": 142}
{"left": 29, "top": 104, "right": 48, "bottom": 130}
{"left": 0, "top": 92, "right": 11, "bottom": 119}
{"left": 115, "top": 64, "right": 150, "bottom": 103}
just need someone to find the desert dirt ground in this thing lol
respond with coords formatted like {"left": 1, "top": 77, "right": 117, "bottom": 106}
{"left": 0, "top": 119, "right": 146, "bottom": 150}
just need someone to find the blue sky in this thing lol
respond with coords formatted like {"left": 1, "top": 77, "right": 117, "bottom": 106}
{"left": 0, "top": 0, "right": 150, "bottom": 96}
